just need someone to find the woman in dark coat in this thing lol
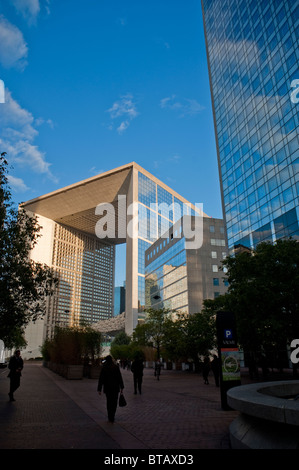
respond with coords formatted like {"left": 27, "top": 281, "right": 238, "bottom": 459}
{"left": 202, "top": 356, "right": 210, "bottom": 385}
{"left": 8, "top": 349, "right": 23, "bottom": 401}
{"left": 97, "top": 355, "right": 124, "bottom": 422}
{"left": 131, "top": 358, "right": 144, "bottom": 394}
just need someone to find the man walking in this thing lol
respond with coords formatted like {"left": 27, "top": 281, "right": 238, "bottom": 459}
{"left": 8, "top": 350, "right": 23, "bottom": 401}
{"left": 131, "top": 357, "right": 144, "bottom": 394}
{"left": 97, "top": 355, "right": 124, "bottom": 423}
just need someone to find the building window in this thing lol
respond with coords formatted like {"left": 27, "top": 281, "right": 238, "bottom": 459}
{"left": 213, "top": 278, "right": 219, "bottom": 286}
{"left": 211, "top": 238, "right": 226, "bottom": 246}
{"left": 211, "top": 251, "right": 217, "bottom": 258}
{"left": 212, "top": 265, "right": 219, "bottom": 272}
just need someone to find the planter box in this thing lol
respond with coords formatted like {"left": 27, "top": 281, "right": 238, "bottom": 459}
{"left": 47, "top": 362, "right": 83, "bottom": 379}
{"left": 65, "top": 365, "right": 83, "bottom": 379}
{"left": 89, "top": 365, "right": 101, "bottom": 379}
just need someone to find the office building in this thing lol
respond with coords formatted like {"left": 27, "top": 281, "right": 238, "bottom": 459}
{"left": 114, "top": 285, "right": 126, "bottom": 316}
{"left": 201, "top": 0, "right": 299, "bottom": 251}
{"left": 145, "top": 216, "right": 228, "bottom": 314}
{"left": 22, "top": 162, "right": 206, "bottom": 356}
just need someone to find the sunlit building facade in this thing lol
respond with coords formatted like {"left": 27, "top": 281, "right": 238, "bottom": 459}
{"left": 137, "top": 172, "right": 204, "bottom": 316}
{"left": 145, "top": 216, "right": 228, "bottom": 314}
{"left": 201, "top": 0, "right": 299, "bottom": 251}
{"left": 49, "top": 224, "right": 114, "bottom": 332}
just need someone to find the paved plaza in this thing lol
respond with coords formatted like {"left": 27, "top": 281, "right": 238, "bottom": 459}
{"left": 0, "top": 362, "right": 239, "bottom": 451}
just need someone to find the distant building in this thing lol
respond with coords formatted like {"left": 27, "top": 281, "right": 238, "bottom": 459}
{"left": 114, "top": 285, "right": 126, "bottom": 316}
{"left": 21, "top": 162, "right": 207, "bottom": 357}
{"left": 145, "top": 216, "right": 228, "bottom": 314}
{"left": 201, "top": 0, "right": 299, "bottom": 252}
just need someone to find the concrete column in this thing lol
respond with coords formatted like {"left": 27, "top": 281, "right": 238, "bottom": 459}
{"left": 125, "top": 167, "right": 139, "bottom": 335}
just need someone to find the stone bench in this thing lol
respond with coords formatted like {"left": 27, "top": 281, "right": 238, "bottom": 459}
{"left": 227, "top": 380, "right": 299, "bottom": 449}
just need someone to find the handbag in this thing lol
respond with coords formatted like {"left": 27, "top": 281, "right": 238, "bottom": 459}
{"left": 119, "top": 391, "right": 127, "bottom": 407}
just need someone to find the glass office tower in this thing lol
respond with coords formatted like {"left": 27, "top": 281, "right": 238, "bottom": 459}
{"left": 137, "top": 171, "right": 198, "bottom": 312}
{"left": 201, "top": 0, "right": 299, "bottom": 251}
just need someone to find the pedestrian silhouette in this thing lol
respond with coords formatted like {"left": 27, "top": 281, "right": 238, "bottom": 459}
{"left": 154, "top": 360, "right": 162, "bottom": 380}
{"left": 211, "top": 354, "right": 220, "bottom": 387}
{"left": 8, "top": 350, "right": 23, "bottom": 401}
{"left": 97, "top": 355, "right": 124, "bottom": 422}
{"left": 202, "top": 356, "right": 210, "bottom": 385}
{"left": 131, "top": 358, "right": 144, "bottom": 394}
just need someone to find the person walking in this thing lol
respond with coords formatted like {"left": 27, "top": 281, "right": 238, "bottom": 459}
{"left": 8, "top": 350, "right": 23, "bottom": 402}
{"left": 202, "top": 356, "right": 210, "bottom": 385}
{"left": 154, "top": 360, "right": 161, "bottom": 380}
{"left": 131, "top": 357, "right": 144, "bottom": 394}
{"left": 97, "top": 355, "right": 124, "bottom": 423}
{"left": 211, "top": 354, "right": 220, "bottom": 387}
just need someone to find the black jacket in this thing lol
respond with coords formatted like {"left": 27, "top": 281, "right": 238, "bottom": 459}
{"left": 131, "top": 359, "right": 144, "bottom": 377}
{"left": 97, "top": 363, "right": 124, "bottom": 394}
{"left": 8, "top": 355, "right": 23, "bottom": 378}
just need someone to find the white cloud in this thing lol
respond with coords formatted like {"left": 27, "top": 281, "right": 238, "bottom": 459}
{"left": 117, "top": 120, "right": 130, "bottom": 134}
{"left": 7, "top": 174, "right": 30, "bottom": 192}
{"left": 168, "top": 154, "right": 181, "bottom": 162}
{"left": 10, "top": 0, "right": 51, "bottom": 22}
{"left": 10, "top": 0, "right": 41, "bottom": 20}
{"left": 0, "top": 88, "right": 56, "bottom": 183}
{"left": 107, "top": 93, "right": 139, "bottom": 133}
{"left": 160, "top": 95, "right": 204, "bottom": 117}
{"left": 35, "top": 117, "right": 54, "bottom": 128}
{"left": 0, "top": 15, "right": 28, "bottom": 69}
{"left": 0, "top": 89, "right": 35, "bottom": 131}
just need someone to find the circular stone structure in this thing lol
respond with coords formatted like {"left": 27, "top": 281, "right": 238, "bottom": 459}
{"left": 227, "top": 380, "right": 299, "bottom": 449}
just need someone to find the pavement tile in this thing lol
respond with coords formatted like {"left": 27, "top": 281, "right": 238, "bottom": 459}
{"left": 0, "top": 362, "right": 238, "bottom": 452}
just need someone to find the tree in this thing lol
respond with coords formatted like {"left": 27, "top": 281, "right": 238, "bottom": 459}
{"left": 0, "top": 154, "right": 58, "bottom": 346}
{"left": 172, "top": 311, "right": 216, "bottom": 370}
{"left": 111, "top": 331, "right": 131, "bottom": 346}
{"left": 133, "top": 308, "right": 172, "bottom": 360}
{"left": 132, "top": 308, "right": 217, "bottom": 367}
{"left": 41, "top": 325, "right": 102, "bottom": 365}
{"left": 161, "top": 313, "right": 188, "bottom": 361}
{"left": 81, "top": 324, "right": 102, "bottom": 363}
{"left": 110, "top": 331, "right": 132, "bottom": 360}
{"left": 203, "top": 239, "right": 299, "bottom": 366}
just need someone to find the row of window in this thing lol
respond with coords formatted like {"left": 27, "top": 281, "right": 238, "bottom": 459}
{"left": 51, "top": 224, "right": 114, "bottom": 322}
{"left": 205, "top": 0, "right": 299, "bottom": 248}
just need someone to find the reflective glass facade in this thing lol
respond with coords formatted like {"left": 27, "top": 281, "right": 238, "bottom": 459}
{"left": 145, "top": 237, "right": 188, "bottom": 312}
{"left": 114, "top": 286, "right": 125, "bottom": 316}
{"left": 137, "top": 171, "right": 197, "bottom": 312}
{"left": 145, "top": 216, "right": 228, "bottom": 314}
{"left": 201, "top": 0, "right": 299, "bottom": 250}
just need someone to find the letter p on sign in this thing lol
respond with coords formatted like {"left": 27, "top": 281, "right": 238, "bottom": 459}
{"left": 225, "top": 329, "right": 233, "bottom": 339}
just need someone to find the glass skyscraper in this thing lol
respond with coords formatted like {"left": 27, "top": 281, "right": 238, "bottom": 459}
{"left": 201, "top": 0, "right": 299, "bottom": 251}
{"left": 137, "top": 171, "right": 200, "bottom": 313}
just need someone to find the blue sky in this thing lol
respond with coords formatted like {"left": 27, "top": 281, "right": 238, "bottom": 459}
{"left": 0, "top": 0, "right": 222, "bottom": 285}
